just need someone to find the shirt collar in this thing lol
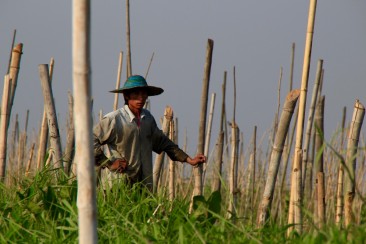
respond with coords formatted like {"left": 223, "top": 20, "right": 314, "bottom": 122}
{"left": 124, "top": 105, "right": 146, "bottom": 122}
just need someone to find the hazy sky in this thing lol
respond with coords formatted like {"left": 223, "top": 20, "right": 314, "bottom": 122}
{"left": 1, "top": 1, "right": 365, "bottom": 156}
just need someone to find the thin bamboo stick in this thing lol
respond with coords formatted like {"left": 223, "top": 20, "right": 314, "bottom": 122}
{"left": 6, "top": 29, "right": 16, "bottom": 74}
{"left": 145, "top": 52, "right": 154, "bottom": 79}
{"left": 203, "top": 92, "right": 216, "bottom": 183}
{"left": 246, "top": 126, "right": 257, "bottom": 224}
{"left": 73, "top": 0, "right": 98, "bottom": 242}
{"left": 344, "top": 100, "right": 365, "bottom": 227}
{"left": 288, "top": 0, "right": 318, "bottom": 234}
{"left": 126, "top": 0, "right": 132, "bottom": 77}
{"left": 37, "top": 57, "right": 55, "bottom": 170}
{"left": 211, "top": 72, "right": 226, "bottom": 193}
{"left": 113, "top": 51, "right": 123, "bottom": 111}
{"left": 303, "top": 59, "right": 323, "bottom": 197}
{"left": 39, "top": 64, "right": 63, "bottom": 169}
{"left": 257, "top": 90, "right": 300, "bottom": 227}
{"left": 191, "top": 39, "right": 214, "bottom": 211}
{"left": 0, "top": 75, "right": 11, "bottom": 180}
{"left": 168, "top": 120, "right": 175, "bottom": 201}
{"left": 335, "top": 106, "right": 347, "bottom": 226}
{"left": 25, "top": 143, "right": 35, "bottom": 177}
{"left": 64, "top": 92, "right": 75, "bottom": 174}
{"left": 314, "top": 96, "right": 325, "bottom": 228}
{"left": 7, "top": 43, "right": 23, "bottom": 128}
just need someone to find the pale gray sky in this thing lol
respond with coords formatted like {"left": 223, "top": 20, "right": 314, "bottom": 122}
{"left": 1, "top": 1, "right": 365, "bottom": 156}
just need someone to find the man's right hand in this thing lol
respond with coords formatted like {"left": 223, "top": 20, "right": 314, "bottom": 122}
{"left": 108, "top": 158, "right": 127, "bottom": 173}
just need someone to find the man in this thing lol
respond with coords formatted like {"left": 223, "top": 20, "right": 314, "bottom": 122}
{"left": 93, "top": 75, "right": 206, "bottom": 190}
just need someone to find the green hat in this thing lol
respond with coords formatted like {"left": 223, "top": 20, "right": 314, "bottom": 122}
{"left": 110, "top": 75, "right": 164, "bottom": 96}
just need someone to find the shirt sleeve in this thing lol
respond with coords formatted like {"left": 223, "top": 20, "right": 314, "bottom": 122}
{"left": 93, "top": 116, "right": 122, "bottom": 166}
{"left": 151, "top": 118, "right": 189, "bottom": 162}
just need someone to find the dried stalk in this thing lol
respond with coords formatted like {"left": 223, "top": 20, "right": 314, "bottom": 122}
{"left": 257, "top": 90, "right": 300, "bottom": 227}
{"left": 25, "top": 143, "right": 35, "bottom": 176}
{"left": 246, "top": 126, "right": 257, "bottom": 224}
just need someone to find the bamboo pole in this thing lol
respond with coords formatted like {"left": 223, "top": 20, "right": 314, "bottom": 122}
{"left": 0, "top": 75, "right": 11, "bottom": 180}
{"left": 303, "top": 59, "right": 323, "bottom": 197}
{"left": 126, "top": 0, "right": 132, "bottom": 77}
{"left": 344, "top": 100, "right": 365, "bottom": 227}
{"left": 113, "top": 51, "right": 123, "bottom": 111}
{"left": 25, "top": 143, "right": 35, "bottom": 177}
{"left": 153, "top": 106, "right": 173, "bottom": 193}
{"left": 257, "top": 90, "right": 300, "bottom": 227}
{"left": 7, "top": 43, "right": 23, "bottom": 128}
{"left": 64, "top": 92, "right": 75, "bottom": 174}
{"left": 37, "top": 57, "right": 55, "bottom": 170}
{"left": 203, "top": 92, "right": 216, "bottom": 183}
{"left": 288, "top": 0, "right": 318, "bottom": 234}
{"left": 6, "top": 29, "right": 16, "bottom": 74}
{"left": 246, "top": 126, "right": 257, "bottom": 224}
{"left": 335, "top": 106, "right": 347, "bottom": 226}
{"left": 191, "top": 39, "right": 214, "bottom": 209}
{"left": 73, "top": 0, "right": 98, "bottom": 242}
{"left": 211, "top": 72, "right": 226, "bottom": 193}
{"left": 145, "top": 52, "right": 154, "bottom": 79}
{"left": 228, "top": 66, "right": 239, "bottom": 219}
{"left": 39, "top": 64, "right": 63, "bottom": 169}
{"left": 168, "top": 120, "right": 175, "bottom": 201}
{"left": 289, "top": 43, "right": 295, "bottom": 91}
{"left": 314, "top": 96, "right": 325, "bottom": 228}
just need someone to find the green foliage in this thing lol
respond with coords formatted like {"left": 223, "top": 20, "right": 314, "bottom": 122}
{"left": 2, "top": 169, "right": 366, "bottom": 243}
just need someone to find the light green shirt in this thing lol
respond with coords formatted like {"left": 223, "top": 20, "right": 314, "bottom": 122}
{"left": 93, "top": 105, "right": 188, "bottom": 188}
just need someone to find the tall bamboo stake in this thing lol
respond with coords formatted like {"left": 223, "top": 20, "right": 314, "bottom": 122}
{"left": 303, "top": 59, "right": 323, "bottom": 197}
{"left": 168, "top": 120, "right": 176, "bottom": 201}
{"left": 203, "top": 92, "right": 216, "bottom": 183}
{"left": 153, "top": 106, "right": 173, "bottom": 193}
{"left": 257, "top": 90, "right": 300, "bottom": 227}
{"left": 314, "top": 96, "right": 325, "bottom": 228}
{"left": 335, "top": 106, "right": 347, "bottom": 226}
{"left": 7, "top": 43, "right": 23, "bottom": 128}
{"left": 126, "top": 0, "right": 132, "bottom": 77}
{"left": 344, "top": 100, "right": 365, "bottom": 227}
{"left": 228, "top": 66, "right": 239, "bottom": 219}
{"left": 37, "top": 57, "right": 55, "bottom": 170}
{"left": 113, "top": 51, "right": 123, "bottom": 111}
{"left": 211, "top": 72, "right": 226, "bottom": 193}
{"left": 191, "top": 39, "right": 213, "bottom": 210}
{"left": 73, "top": 0, "right": 98, "bottom": 242}
{"left": 64, "top": 92, "right": 75, "bottom": 174}
{"left": 288, "top": 0, "right": 318, "bottom": 234}
{"left": 39, "top": 64, "right": 63, "bottom": 169}
{"left": 0, "top": 75, "right": 11, "bottom": 180}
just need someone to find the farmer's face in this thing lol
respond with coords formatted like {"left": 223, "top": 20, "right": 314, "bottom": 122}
{"left": 127, "top": 89, "right": 148, "bottom": 110}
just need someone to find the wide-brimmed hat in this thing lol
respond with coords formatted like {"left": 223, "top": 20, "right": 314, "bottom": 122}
{"left": 110, "top": 75, "right": 164, "bottom": 96}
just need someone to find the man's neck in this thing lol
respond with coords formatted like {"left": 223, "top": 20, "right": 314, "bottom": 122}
{"left": 128, "top": 105, "right": 141, "bottom": 117}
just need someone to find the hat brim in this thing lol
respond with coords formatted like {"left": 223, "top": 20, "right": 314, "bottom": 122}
{"left": 110, "top": 85, "right": 164, "bottom": 96}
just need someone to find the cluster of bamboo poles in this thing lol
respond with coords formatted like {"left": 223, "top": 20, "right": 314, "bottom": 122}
{"left": 1, "top": 0, "right": 365, "bottom": 241}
